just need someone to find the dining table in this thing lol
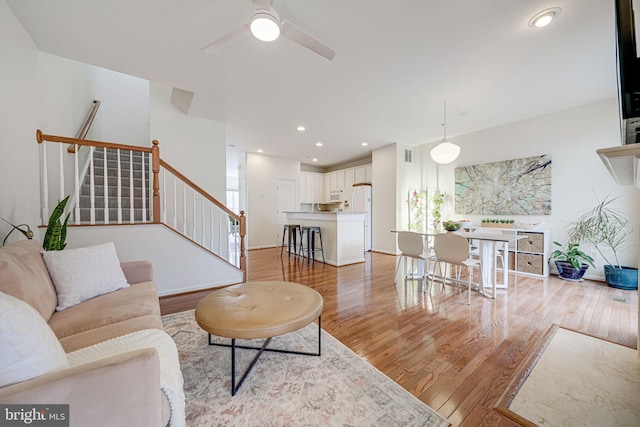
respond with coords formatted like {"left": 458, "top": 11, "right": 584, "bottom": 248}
{"left": 392, "top": 229, "right": 527, "bottom": 298}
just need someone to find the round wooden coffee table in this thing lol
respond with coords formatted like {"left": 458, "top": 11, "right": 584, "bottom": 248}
{"left": 195, "top": 281, "right": 323, "bottom": 395}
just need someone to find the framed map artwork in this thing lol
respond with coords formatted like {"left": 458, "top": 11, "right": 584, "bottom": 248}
{"left": 455, "top": 155, "right": 551, "bottom": 215}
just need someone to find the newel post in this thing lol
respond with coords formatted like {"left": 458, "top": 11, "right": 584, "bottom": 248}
{"left": 239, "top": 210, "right": 246, "bottom": 279}
{"left": 152, "top": 140, "right": 161, "bottom": 224}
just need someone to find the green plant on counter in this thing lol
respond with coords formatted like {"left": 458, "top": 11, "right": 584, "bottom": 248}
{"left": 43, "top": 195, "right": 70, "bottom": 251}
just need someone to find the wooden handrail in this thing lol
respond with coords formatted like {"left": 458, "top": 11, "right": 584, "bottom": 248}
{"left": 37, "top": 130, "right": 153, "bottom": 153}
{"left": 68, "top": 100, "right": 101, "bottom": 153}
{"left": 159, "top": 159, "right": 240, "bottom": 221}
{"left": 37, "top": 129, "right": 245, "bottom": 275}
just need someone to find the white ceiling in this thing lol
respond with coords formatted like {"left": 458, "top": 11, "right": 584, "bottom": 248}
{"left": 7, "top": 0, "right": 619, "bottom": 168}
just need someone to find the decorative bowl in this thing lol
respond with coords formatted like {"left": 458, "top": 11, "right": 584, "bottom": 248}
{"left": 517, "top": 221, "right": 546, "bottom": 230}
{"left": 442, "top": 221, "right": 462, "bottom": 232}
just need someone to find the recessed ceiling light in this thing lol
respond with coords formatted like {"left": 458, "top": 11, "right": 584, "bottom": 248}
{"left": 257, "top": 149, "right": 263, "bottom": 153}
{"left": 361, "top": 142, "right": 369, "bottom": 147}
{"left": 297, "top": 126, "right": 306, "bottom": 132}
{"left": 528, "top": 7, "right": 561, "bottom": 28}
{"left": 228, "top": 144, "right": 236, "bottom": 149}
{"left": 312, "top": 158, "right": 318, "bottom": 162}
{"left": 316, "top": 142, "right": 323, "bottom": 147}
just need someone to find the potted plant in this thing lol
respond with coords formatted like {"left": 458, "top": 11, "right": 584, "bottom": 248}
{"left": 549, "top": 241, "right": 595, "bottom": 281}
{"left": 430, "top": 192, "right": 445, "bottom": 229}
{"left": 43, "top": 195, "right": 70, "bottom": 251}
{"left": 567, "top": 195, "right": 637, "bottom": 289}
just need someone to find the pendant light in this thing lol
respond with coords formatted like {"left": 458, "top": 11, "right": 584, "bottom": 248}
{"left": 430, "top": 101, "right": 461, "bottom": 164}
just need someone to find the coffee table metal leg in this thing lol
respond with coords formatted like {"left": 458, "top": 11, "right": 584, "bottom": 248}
{"left": 231, "top": 337, "right": 272, "bottom": 396}
{"left": 208, "top": 316, "right": 323, "bottom": 395}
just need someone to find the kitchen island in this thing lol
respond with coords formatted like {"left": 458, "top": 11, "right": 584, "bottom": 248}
{"left": 285, "top": 212, "right": 365, "bottom": 266}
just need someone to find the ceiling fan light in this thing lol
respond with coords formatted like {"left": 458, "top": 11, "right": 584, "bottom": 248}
{"left": 430, "top": 140, "right": 461, "bottom": 164}
{"left": 250, "top": 12, "right": 281, "bottom": 41}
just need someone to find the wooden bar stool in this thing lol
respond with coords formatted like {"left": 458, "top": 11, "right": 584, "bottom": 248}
{"left": 298, "top": 226, "right": 325, "bottom": 265}
{"left": 280, "top": 224, "right": 301, "bottom": 259}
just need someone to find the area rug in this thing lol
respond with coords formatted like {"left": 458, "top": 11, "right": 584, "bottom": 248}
{"left": 499, "top": 326, "right": 640, "bottom": 426}
{"left": 162, "top": 310, "right": 449, "bottom": 427}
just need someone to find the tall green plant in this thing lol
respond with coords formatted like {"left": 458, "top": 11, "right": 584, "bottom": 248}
{"left": 567, "top": 195, "right": 631, "bottom": 269}
{"left": 430, "top": 192, "right": 445, "bottom": 228}
{"left": 43, "top": 195, "right": 70, "bottom": 251}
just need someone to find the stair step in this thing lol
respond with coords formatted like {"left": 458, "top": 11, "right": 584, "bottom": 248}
{"left": 78, "top": 208, "right": 150, "bottom": 223}
{"left": 78, "top": 195, "right": 148, "bottom": 209}
{"left": 82, "top": 175, "right": 148, "bottom": 190}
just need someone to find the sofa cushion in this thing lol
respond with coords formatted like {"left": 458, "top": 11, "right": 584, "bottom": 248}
{"left": 58, "top": 314, "right": 164, "bottom": 353}
{"left": 0, "top": 291, "right": 69, "bottom": 387}
{"left": 0, "top": 240, "right": 58, "bottom": 320}
{"left": 48, "top": 281, "right": 161, "bottom": 341}
{"left": 42, "top": 242, "right": 130, "bottom": 311}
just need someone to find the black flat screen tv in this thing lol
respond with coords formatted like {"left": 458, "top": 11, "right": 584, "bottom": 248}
{"left": 616, "top": 0, "right": 640, "bottom": 144}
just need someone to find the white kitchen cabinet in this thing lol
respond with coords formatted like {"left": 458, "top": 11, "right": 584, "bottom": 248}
{"left": 324, "top": 174, "right": 331, "bottom": 201}
{"left": 329, "top": 172, "right": 338, "bottom": 190}
{"left": 344, "top": 169, "right": 355, "bottom": 197}
{"left": 365, "top": 165, "right": 372, "bottom": 183}
{"left": 313, "top": 174, "right": 323, "bottom": 201}
{"left": 299, "top": 172, "right": 324, "bottom": 203}
{"left": 337, "top": 170, "right": 345, "bottom": 190}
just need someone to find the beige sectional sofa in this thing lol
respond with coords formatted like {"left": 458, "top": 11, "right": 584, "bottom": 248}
{"left": 0, "top": 240, "right": 175, "bottom": 426}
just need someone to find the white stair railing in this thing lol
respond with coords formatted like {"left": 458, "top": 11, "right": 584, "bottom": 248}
{"left": 36, "top": 129, "right": 246, "bottom": 274}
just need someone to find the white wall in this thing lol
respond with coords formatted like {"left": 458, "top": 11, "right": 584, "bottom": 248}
{"left": 66, "top": 225, "right": 243, "bottom": 296}
{"left": 0, "top": 0, "right": 42, "bottom": 242}
{"left": 38, "top": 53, "right": 150, "bottom": 146}
{"left": 429, "top": 99, "right": 640, "bottom": 279}
{"left": 150, "top": 83, "right": 226, "bottom": 200}
{"left": 371, "top": 144, "right": 399, "bottom": 254}
{"left": 246, "top": 153, "right": 300, "bottom": 249}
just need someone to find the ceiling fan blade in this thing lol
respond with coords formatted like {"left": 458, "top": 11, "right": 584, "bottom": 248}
{"left": 281, "top": 20, "right": 335, "bottom": 61}
{"left": 201, "top": 23, "right": 250, "bottom": 54}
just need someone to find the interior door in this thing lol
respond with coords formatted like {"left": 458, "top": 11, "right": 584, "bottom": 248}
{"left": 276, "top": 178, "right": 297, "bottom": 223}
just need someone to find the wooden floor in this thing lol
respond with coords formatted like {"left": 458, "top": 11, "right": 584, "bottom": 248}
{"left": 160, "top": 248, "right": 638, "bottom": 426}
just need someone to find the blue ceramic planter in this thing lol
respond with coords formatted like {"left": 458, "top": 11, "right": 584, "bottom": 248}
{"left": 555, "top": 261, "right": 589, "bottom": 281}
{"left": 603, "top": 265, "right": 638, "bottom": 290}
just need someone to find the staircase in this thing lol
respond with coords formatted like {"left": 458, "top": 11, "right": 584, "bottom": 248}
{"left": 77, "top": 148, "right": 151, "bottom": 223}
{"left": 37, "top": 129, "right": 247, "bottom": 279}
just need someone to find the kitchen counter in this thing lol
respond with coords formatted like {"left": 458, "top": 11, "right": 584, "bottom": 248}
{"left": 285, "top": 212, "right": 365, "bottom": 266}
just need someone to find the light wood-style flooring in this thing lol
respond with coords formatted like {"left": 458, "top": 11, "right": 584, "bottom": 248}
{"left": 160, "top": 248, "right": 638, "bottom": 426}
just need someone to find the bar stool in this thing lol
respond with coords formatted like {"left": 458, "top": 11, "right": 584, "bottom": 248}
{"left": 298, "top": 226, "right": 325, "bottom": 265}
{"left": 280, "top": 224, "right": 301, "bottom": 259}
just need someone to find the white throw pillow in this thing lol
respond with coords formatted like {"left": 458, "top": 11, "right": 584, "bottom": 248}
{"left": 0, "top": 291, "right": 69, "bottom": 387}
{"left": 42, "top": 242, "right": 130, "bottom": 311}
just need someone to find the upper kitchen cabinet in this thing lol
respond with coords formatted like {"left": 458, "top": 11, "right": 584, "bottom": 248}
{"left": 344, "top": 169, "right": 355, "bottom": 193}
{"left": 329, "top": 171, "right": 345, "bottom": 191}
{"left": 354, "top": 165, "right": 372, "bottom": 184}
{"left": 299, "top": 172, "right": 324, "bottom": 203}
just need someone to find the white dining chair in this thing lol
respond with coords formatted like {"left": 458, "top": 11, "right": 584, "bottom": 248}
{"left": 394, "top": 231, "right": 430, "bottom": 290}
{"left": 432, "top": 233, "right": 482, "bottom": 305}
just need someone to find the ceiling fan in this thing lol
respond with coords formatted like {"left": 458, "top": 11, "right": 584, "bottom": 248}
{"left": 200, "top": 0, "right": 335, "bottom": 60}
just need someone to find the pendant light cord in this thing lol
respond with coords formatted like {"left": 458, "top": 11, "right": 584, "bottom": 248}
{"left": 443, "top": 100, "right": 447, "bottom": 141}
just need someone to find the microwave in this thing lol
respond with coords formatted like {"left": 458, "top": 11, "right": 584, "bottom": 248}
{"left": 329, "top": 190, "right": 342, "bottom": 201}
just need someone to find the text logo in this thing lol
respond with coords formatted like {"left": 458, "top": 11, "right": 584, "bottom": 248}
{"left": 0, "top": 405, "right": 69, "bottom": 426}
